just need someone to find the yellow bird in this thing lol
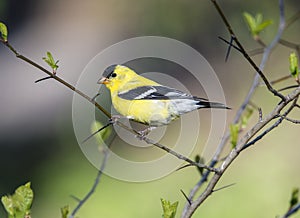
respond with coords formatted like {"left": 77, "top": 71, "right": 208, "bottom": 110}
{"left": 98, "top": 64, "right": 229, "bottom": 127}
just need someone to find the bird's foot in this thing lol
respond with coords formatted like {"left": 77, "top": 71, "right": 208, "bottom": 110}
{"left": 136, "top": 126, "right": 156, "bottom": 140}
{"left": 109, "top": 115, "right": 128, "bottom": 124}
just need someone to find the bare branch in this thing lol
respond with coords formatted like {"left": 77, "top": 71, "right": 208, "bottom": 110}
{"left": 283, "top": 116, "right": 300, "bottom": 124}
{"left": 182, "top": 1, "right": 289, "bottom": 216}
{"left": 285, "top": 11, "right": 300, "bottom": 29}
{"left": 279, "top": 39, "right": 300, "bottom": 58}
{"left": 248, "top": 47, "right": 265, "bottom": 56}
{"left": 181, "top": 2, "right": 298, "bottom": 216}
{"left": 279, "top": 39, "right": 300, "bottom": 50}
{"left": 212, "top": 183, "right": 235, "bottom": 193}
{"left": 218, "top": 36, "right": 242, "bottom": 52}
{"left": 255, "top": 37, "right": 266, "bottom": 48}
{"left": 211, "top": 0, "right": 286, "bottom": 101}
{"left": 34, "top": 76, "right": 53, "bottom": 83}
{"left": 270, "top": 75, "right": 293, "bottom": 85}
{"left": 115, "top": 121, "right": 219, "bottom": 173}
{"left": 1, "top": 40, "right": 112, "bottom": 119}
{"left": 280, "top": 203, "right": 300, "bottom": 218}
{"left": 180, "top": 189, "right": 192, "bottom": 205}
{"left": 278, "top": 85, "right": 300, "bottom": 92}
{"left": 242, "top": 98, "right": 297, "bottom": 150}
{"left": 224, "top": 35, "right": 235, "bottom": 61}
{"left": 82, "top": 122, "right": 113, "bottom": 143}
{"left": 69, "top": 147, "right": 110, "bottom": 218}
{"left": 182, "top": 86, "right": 300, "bottom": 218}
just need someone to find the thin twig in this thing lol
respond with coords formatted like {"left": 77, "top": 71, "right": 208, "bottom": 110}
{"left": 280, "top": 203, "right": 300, "bottom": 218}
{"left": 180, "top": 189, "right": 192, "bottom": 205}
{"left": 242, "top": 97, "right": 297, "bottom": 150}
{"left": 211, "top": 0, "right": 286, "bottom": 101}
{"left": 278, "top": 39, "right": 300, "bottom": 58}
{"left": 182, "top": 0, "right": 291, "bottom": 217}
{"left": 285, "top": 11, "right": 300, "bottom": 29}
{"left": 115, "top": 121, "right": 219, "bottom": 173}
{"left": 182, "top": 86, "right": 300, "bottom": 218}
{"left": 283, "top": 116, "right": 300, "bottom": 124}
{"left": 181, "top": 159, "right": 217, "bottom": 211}
{"left": 278, "top": 85, "right": 300, "bottom": 92}
{"left": 212, "top": 183, "right": 235, "bottom": 193}
{"left": 183, "top": 0, "right": 287, "bottom": 213}
{"left": 270, "top": 75, "right": 292, "bottom": 85}
{"left": 248, "top": 47, "right": 265, "bottom": 56}
{"left": 81, "top": 122, "right": 113, "bottom": 143}
{"left": 34, "top": 76, "right": 53, "bottom": 83}
{"left": 224, "top": 36, "right": 235, "bottom": 61}
{"left": 279, "top": 39, "right": 300, "bottom": 50}
{"left": 176, "top": 164, "right": 194, "bottom": 171}
{"left": 69, "top": 147, "right": 110, "bottom": 218}
{"left": 255, "top": 37, "right": 266, "bottom": 48}
{"left": 218, "top": 36, "right": 242, "bottom": 52}
{"left": 1, "top": 40, "right": 111, "bottom": 119}
{"left": 69, "top": 195, "right": 81, "bottom": 202}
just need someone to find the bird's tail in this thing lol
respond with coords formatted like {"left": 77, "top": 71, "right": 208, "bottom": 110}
{"left": 197, "top": 100, "right": 230, "bottom": 110}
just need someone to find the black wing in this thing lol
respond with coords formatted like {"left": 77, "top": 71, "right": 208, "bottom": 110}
{"left": 118, "top": 85, "right": 208, "bottom": 101}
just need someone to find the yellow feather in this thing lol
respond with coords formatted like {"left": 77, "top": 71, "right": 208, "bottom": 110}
{"left": 105, "top": 65, "right": 172, "bottom": 125}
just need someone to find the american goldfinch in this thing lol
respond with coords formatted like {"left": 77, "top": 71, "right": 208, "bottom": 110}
{"left": 98, "top": 64, "right": 229, "bottom": 126}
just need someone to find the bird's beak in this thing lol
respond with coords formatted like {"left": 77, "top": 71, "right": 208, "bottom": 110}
{"left": 98, "top": 77, "right": 109, "bottom": 84}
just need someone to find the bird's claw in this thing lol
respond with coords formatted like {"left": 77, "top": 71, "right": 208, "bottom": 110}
{"left": 135, "top": 126, "right": 156, "bottom": 140}
{"left": 109, "top": 115, "right": 123, "bottom": 124}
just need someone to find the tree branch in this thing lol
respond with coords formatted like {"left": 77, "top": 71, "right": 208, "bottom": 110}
{"left": 211, "top": 0, "right": 286, "bottom": 101}
{"left": 283, "top": 116, "right": 300, "bottom": 124}
{"left": 115, "top": 121, "right": 219, "bottom": 173}
{"left": 280, "top": 203, "right": 300, "bottom": 218}
{"left": 69, "top": 146, "right": 110, "bottom": 218}
{"left": 1, "top": 40, "right": 111, "bottom": 119}
{"left": 182, "top": 0, "right": 296, "bottom": 216}
{"left": 182, "top": 86, "right": 300, "bottom": 218}
{"left": 242, "top": 97, "right": 298, "bottom": 150}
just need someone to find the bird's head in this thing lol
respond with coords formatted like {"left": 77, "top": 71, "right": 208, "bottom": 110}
{"left": 98, "top": 64, "right": 137, "bottom": 91}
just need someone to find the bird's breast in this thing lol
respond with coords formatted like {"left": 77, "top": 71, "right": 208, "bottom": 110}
{"left": 112, "top": 97, "right": 176, "bottom": 125}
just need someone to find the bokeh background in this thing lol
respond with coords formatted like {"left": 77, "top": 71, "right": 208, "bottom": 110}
{"left": 1, "top": 0, "right": 300, "bottom": 217}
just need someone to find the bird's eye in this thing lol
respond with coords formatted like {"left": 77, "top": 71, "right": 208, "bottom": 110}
{"left": 111, "top": 73, "right": 117, "bottom": 78}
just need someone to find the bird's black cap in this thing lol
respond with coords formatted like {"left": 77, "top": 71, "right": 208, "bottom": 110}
{"left": 103, "top": 64, "right": 118, "bottom": 78}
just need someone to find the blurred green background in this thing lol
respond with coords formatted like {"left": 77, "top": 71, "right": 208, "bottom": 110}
{"left": 0, "top": 0, "right": 300, "bottom": 217}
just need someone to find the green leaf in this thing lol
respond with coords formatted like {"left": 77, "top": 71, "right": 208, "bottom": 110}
{"left": 43, "top": 51, "right": 59, "bottom": 71}
{"left": 61, "top": 205, "right": 70, "bottom": 218}
{"left": 1, "top": 182, "right": 33, "bottom": 217}
{"left": 14, "top": 182, "right": 34, "bottom": 213}
{"left": 230, "top": 124, "right": 239, "bottom": 148}
{"left": 241, "top": 107, "right": 254, "bottom": 129}
{"left": 0, "top": 22, "right": 8, "bottom": 41}
{"left": 161, "top": 198, "right": 178, "bottom": 218}
{"left": 255, "top": 13, "right": 263, "bottom": 25}
{"left": 243, "top": 12, "right": 256, "bottom": 35}
{"left": 289, "top": 52, "right": 299, "bottom": 78}
{"left": 290, "top": 188, "right": 299, "bottom": 209}
{"left": 243, "top": 12, "right": 272, "bottom": 37}
{"left": 255, "top": 20, "right": 273, "bottom": 34}
{"left": 1, "top": 196, "right": 15, "bottom": 216}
